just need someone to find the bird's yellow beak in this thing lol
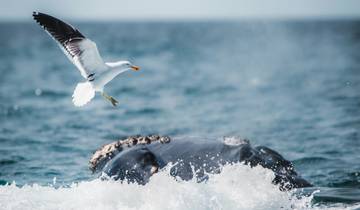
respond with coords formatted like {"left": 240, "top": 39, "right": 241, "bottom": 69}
{"left": 131, "top": 65, "right": 140, "bottom": 71}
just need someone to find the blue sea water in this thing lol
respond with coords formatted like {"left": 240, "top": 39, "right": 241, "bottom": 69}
{"left": 0, "top": 20, "right": 359, "bottom": 209}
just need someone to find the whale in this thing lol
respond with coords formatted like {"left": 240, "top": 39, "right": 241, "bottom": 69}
{"left": 89, "top": 135, "right": 312, "bottom": 190}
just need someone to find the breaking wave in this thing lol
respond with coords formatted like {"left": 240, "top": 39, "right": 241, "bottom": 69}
{"left": 2, "top": 163, "right": 357, "bottom": 210}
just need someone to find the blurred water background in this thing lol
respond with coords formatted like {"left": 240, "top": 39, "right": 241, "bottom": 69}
{"left": 0, "top": 20, "right": 359, "bottom": 209}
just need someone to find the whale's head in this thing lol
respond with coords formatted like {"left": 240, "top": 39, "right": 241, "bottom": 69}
{"left": 102, "top": 146, "right": 159, "bottom": 184}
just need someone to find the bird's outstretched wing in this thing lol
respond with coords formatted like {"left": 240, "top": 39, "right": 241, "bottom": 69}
{"left": 33, "top": 12, "right": 107, "bottom": 80}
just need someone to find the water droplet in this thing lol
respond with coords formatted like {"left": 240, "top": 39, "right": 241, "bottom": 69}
{"left": 35, "top": 88, "right": 42, "bottom": 96}
{"left": 53, "top": 177, "right": 57, "bottom": 185}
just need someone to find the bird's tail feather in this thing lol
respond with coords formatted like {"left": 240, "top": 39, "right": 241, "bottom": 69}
{"left": 72, "top": 82, "right": 95, "bottom": 107}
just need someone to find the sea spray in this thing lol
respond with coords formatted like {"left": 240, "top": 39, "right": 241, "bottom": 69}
{"left": 0, "top": 163, "right": 324, "bottom": 210}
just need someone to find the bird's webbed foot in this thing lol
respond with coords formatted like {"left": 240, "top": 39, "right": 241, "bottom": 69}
{"left": 102, "top": 92, "right": 119, "bottom": 107}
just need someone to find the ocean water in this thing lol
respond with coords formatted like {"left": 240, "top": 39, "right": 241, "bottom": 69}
{"left": 0, "top": 20, "right": 359, "bottom": 209}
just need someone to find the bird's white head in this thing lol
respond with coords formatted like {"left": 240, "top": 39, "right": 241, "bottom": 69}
{"left": 108, "top": 60, "right": 140, "bottom": 71}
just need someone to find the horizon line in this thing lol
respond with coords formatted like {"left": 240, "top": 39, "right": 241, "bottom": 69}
{"left": 2, "top": 14, "right": 360, "bottom": 23}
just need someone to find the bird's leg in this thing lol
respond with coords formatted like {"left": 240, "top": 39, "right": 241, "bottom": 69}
{"left": 101, "top": 92, "right": 119, "bottom": 107}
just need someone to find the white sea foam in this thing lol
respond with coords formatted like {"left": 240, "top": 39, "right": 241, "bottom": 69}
{"left": 0, "top": 164, "right": 356, "bottom": 210}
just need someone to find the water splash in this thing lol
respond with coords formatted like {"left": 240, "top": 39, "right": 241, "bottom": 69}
{"left": 1, "top": 163, "right": 353, "bottom": 210}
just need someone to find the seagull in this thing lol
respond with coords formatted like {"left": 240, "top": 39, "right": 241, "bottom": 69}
{"left": 32, "top": 12, "right": 140, "bottom": 107}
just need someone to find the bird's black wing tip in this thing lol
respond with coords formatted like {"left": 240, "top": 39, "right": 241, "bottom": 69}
{"left": 32, "top": 12, "right": 42, "bottom": 20}
{"left": 32, "top": 12, "right": 48, "bottom": 19}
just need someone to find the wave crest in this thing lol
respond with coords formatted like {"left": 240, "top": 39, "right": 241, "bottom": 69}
{"left": 0, "top": 163, "right": 339, "bottom": 210}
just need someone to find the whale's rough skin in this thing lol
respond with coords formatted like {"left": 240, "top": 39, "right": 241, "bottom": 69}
{"left": 90, "top": 135, "right": 312, "bottom": 190}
